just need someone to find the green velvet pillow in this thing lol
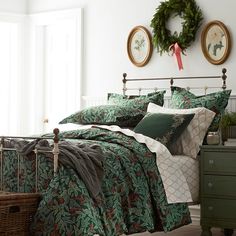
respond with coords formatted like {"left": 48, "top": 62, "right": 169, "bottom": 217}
{"left": 59, "top": 104, "right": 145, "bottom": 127}
{"left": 108, "top": 91, "right": 166, "bottom": 110}
{"left": 170, "top": 87, "right": 231, "bottom": 131}
{"left": 134, "top": 112, "right": 194, "bottom": 148}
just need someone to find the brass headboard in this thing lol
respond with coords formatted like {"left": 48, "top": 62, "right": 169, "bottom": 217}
{"left": 122, "top": 68, "right": 227, "bottom": 95}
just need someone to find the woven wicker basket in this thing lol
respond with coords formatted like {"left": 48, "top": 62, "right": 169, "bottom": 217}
{"left": 0, "top": 192, "right": 41, "bottom": 236}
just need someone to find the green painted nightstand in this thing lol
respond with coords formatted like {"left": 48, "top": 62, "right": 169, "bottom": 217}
{"left": 200, "top": 145, "right": 236, "bottom": 236}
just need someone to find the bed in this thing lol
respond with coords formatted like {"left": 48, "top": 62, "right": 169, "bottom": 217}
{"left": 0, "top": 68, "right": 231, "bottom": 236}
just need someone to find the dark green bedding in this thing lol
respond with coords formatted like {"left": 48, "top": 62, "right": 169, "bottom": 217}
{"left": 1, "top": 127, "right": 191, "bottom": 235}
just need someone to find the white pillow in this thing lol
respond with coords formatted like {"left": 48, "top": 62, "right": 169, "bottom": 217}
{"left": 147, "top": 103, "right": 215, "bottom": 159}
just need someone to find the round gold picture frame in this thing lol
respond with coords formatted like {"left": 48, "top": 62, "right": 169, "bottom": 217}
{"left": 201, "top": 20, "right": 231, "bottom": 65}
{"left": 127, "top": 26, "right": 153, "bottom": 67}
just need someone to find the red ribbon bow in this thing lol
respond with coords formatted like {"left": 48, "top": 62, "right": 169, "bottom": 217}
{"left": 169, "top": 43, "right": 183, "bottom": 70}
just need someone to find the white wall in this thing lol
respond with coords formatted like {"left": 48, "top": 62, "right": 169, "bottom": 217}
{"left": 28, "top": 0, "right": 236, "bottom": 98}
{"left": 0, "top": 0, "right": 27, "bottom": 13}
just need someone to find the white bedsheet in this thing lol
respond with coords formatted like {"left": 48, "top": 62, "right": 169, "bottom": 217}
{"left": 172, "top": 155, "right": 199, "bottom": 203}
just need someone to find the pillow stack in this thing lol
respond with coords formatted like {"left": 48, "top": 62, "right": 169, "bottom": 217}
{"left": 59, "top": 91, "right": 166, "bottom": 127}
{"left": 59, "top": 86, "right": 231, "bottom": 159}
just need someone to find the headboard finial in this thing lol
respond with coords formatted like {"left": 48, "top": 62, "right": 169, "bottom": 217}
{"left": 222, "top": 68, "right": 227, "bottom": 90}
{"left": 53, "top": 128, "right": 60, "bottom": 143}
{"left": 170, "top": 78, "right": 174, "bottom": 88}
{"left": 123, "top": 73, "right": 127, "bottom": 83}
{"left": 123, "top": 73, "right": 127, "bottom": 95}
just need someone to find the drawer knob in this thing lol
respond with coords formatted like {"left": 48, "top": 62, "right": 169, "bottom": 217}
{"left": 208, "top": 206, "right": 213, "bottom": 211}
{"left": 208, "top": 182, "right": 213, "bottom": 188}
{"left": 209, "top": 160, "right": 214, "bottom": 165}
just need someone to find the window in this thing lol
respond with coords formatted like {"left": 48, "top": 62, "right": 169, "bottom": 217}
{"left": 0, "top": 9, "right": 82, "bottom": 135}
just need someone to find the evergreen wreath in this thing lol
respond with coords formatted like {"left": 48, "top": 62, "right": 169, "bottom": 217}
{"left": 150, "top": 0, "right": 203, "bottom": 55}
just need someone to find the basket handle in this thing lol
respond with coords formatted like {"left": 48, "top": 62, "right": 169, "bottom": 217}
{"left": 9, "top": 205, "right": 20, "bottom": 213}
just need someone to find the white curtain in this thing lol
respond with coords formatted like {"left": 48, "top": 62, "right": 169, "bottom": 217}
{"left": 0, "top": 19, "right": 24, "bottom": 135}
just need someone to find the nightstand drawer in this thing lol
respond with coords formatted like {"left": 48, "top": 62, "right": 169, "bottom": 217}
{"left": 200, "top": 146, "right": 236, "bottom": 234}
{"left": 202, "top": 198, "right": 236, "bottom": 220}
{"left": 203, "top": 175, "right": 236, "bottom": 197}
{"left": 203, "top": 152, "right": 236, "bottom": 174}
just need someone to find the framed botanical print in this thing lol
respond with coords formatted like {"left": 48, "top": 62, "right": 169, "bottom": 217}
{"left": 127, "top": 26, "right": 153, "bottom": 67}
{"left": 201, "top": 20, "right": 231, "bottom": 65}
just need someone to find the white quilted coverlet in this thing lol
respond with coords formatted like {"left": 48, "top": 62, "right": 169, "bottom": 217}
{"left": 95, "top": 125, "right": 193, "bottom": 204}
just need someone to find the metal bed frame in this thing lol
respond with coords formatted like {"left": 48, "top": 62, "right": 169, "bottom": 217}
{"left": 0, "top": 68, "right": 228, "bottom": 193}
{"left": 0, "top": 128, "right": 59, "bottom": 192}
{"left": 122, "top": 68, "right": 227, "bottom": 95}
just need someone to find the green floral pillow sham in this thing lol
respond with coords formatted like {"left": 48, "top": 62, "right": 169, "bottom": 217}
{"left": 133, "top": 112, "right": 194, "bottom": 148}
{"left": 59, "top": 105, "right": 145, "bottom": 127}
{"left": 108, "top": 91, "right": 166, "bottom": 110}
{"left": 59, "top": 91, "right": 166, "bottom": 127}
{"left": 170, "top": 87, "right": 231, "bottom": 131}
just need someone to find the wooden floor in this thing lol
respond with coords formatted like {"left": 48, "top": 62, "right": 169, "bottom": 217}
{"left": 123, "top": 225, "right": 236, "bottom": 236}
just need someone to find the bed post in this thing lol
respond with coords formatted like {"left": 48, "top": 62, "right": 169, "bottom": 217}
{"left": 170, "top": 78, "right": 174, "bottom": 90}
{"left": 123, "top": 73, "right": 127, "bottom": 95}
{"left": 221, "top": 68, "right": 227, "bottom": 90}
{"left": 0, "top": 138, "right": 3, "bottom": 191}
{"left": 53, "top": 128, "right": 60, "bottom": 176}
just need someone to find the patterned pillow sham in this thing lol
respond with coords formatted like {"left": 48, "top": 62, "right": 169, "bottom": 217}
{"left": 108, "top": 91, "right": 166, "bottom": 110}
{"left": 134, "top": 112, "right": 194, "bottom": 149}
{"left": 59, "top": 104, "right": 145, "bottom": 127}
{"left": 147, "top": 103, "right": 216, "bottom": 159}
{"left": 170, "top": 87, "right": 231, "bottom": 131}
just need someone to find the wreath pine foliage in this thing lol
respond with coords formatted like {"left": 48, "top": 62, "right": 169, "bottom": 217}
{"left": 150, "top": 0, "right": 203, "bottom": 55}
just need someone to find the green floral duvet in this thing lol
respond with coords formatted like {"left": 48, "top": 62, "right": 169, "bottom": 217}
{"left": 2, "top": 127, "right": 191, "bottom": 235}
